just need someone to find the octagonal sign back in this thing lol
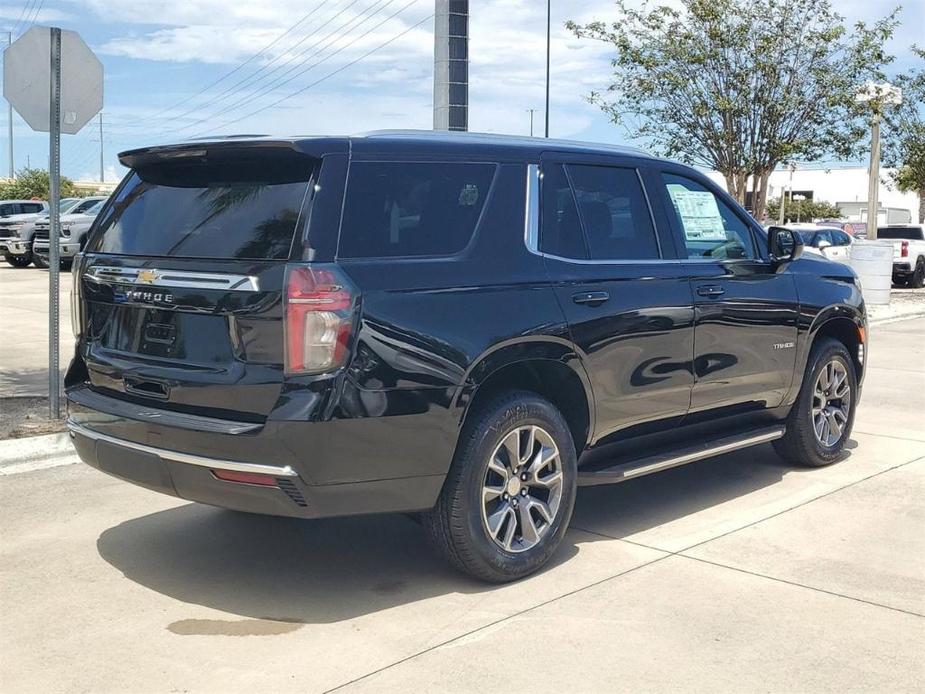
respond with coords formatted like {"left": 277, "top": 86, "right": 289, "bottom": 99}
{"left": 3, "top": 26, "right": 103, "bottom": 135}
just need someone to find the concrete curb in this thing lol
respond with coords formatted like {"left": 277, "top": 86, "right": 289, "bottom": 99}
{"left": 0, "top": 431, "right": 76, "bottom": 474}
{"left": 869, "top": 310, "right": 925, "bottom": 326}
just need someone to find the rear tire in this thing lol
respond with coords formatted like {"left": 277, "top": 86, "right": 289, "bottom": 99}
{"left": 3, "top": 252, "right": 32, "bottom": 268}
{"left": 424, "top": 391, "right": 577, "bottom": 583}
{"left": 774, "top": 338, "right": 857, "bottom": 467}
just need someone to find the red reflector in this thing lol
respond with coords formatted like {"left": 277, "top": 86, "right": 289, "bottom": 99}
{"left": 211, "top": 470, "right": 279, "bottom": 487}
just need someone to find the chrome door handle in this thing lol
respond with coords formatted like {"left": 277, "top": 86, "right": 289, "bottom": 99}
{"left": 572, "top": 291, "right": 610, "bottom": 306}
{"left": 696, "top": 285, "right": 725, "bottom": 298}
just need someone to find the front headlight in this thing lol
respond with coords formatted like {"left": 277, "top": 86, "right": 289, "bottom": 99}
{"left": 61, "top": 225, "right": 71, "bottom": 237}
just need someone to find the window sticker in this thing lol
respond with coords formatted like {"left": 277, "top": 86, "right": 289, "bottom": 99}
{"left": 666, "top": 185, "right": 727, "bottom": 241}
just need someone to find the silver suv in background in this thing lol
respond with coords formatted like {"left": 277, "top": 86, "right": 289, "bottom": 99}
{"left": 33, "top": 199, "right": 106, "bottom": 269}
{"left": 0, "top": 200, "right": 49, "bottom": 267}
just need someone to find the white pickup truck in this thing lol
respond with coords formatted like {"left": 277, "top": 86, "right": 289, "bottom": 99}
{"left": 880, "top": 225, "right": 925, "bottom": 288}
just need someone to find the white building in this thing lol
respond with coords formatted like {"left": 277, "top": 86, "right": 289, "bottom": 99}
{"left": 705, "top": 165, "right": 919, "bottom": 224}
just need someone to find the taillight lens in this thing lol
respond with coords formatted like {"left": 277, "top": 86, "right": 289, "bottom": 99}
{"left": 901, "top": 240, "right": 909, "bottom": 258}
{"left": 284, "top": 265, "right": 356, "bottom": 375}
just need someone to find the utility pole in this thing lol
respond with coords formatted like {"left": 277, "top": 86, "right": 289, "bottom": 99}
{"left": 778, "top": 162, "right": 796, "bottom": 225}
{"left": 6, "top": 31, "right": 12, "bottom": 178}
{"left": 433, "top": 0, "right": 469, "bottom": 131}
{"left": 527, "top": 108, "right": 536, "bottom": 136}
{"left": 544, "top": 0, "right": 550, "bottom": 138}
{"left": 98, "top": 112, "right": 103, "bottom": 182}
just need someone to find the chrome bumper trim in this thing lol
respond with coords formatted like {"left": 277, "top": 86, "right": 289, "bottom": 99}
{"left": 66, "top": 419, "right": 298, "bottom": 478}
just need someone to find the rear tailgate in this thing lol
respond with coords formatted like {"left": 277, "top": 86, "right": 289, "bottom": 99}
{"left": 74, "top": 145, "right": 316, "bottom": 422}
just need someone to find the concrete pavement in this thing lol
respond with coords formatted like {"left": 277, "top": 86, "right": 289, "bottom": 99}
{"left": 1, "top": 315, "right": 923, "bottom": 693}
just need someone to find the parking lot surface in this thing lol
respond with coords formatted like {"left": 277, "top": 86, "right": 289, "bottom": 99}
{"left": 1, "top": 272, "right": 923, "bottom": 692}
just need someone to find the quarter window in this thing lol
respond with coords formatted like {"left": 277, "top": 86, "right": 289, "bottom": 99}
{"left": 338, "top": 162, "right": 495, "bottom": 258}
{"left": 539, "top": 163, "right": 586, "bottom": 259}
{"left": 662, "top": 173, "right": 755, "bottom": 260}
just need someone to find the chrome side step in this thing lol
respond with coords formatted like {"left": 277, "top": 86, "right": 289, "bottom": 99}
{"left": 577, "top": 426, "right": 785, "bottom": 487}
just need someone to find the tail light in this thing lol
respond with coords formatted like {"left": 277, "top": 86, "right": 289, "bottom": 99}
{"left": 284, "top": 265, "right": 357, "bottom": 375}
{"left": 901, "top": 241, "right": 909, "bottom": 258}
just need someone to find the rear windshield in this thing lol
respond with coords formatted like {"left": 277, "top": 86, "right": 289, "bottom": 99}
{"left": 92, "top": 159, "right": 312, "bottom": 259}
{"left": 877, "top": 227, "right": 924, "bottom": 241}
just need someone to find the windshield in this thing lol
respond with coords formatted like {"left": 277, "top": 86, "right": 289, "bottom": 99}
{"left": 91, "top": 159, "right": 312, "bottom": 260}
{"left": 878, "top": 227, "right": 924, "bottom": 241}
{"left": 59, "top": 199, "right": 78, "bottom": 213}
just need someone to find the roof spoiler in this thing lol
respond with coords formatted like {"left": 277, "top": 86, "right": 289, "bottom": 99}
{"left": 118, "top": 139, "right": 342, "bottom": 169}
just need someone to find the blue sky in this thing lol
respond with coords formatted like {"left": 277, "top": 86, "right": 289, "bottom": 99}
{"left": 1, "top": 0, "right": 923, "bottom": 182}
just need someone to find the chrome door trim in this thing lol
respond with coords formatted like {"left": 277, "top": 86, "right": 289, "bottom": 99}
{"left": 84, "top": 266, "right": 260, "bottom": 292}
{"left": 67, "top": 419, "right": 298, "bottom": 477}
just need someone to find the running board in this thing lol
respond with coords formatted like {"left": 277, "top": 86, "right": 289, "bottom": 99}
{"left": 577, "top": 426, "right": 785, "bottom": 487}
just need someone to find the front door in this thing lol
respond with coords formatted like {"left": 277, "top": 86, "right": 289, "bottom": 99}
{"left": 536, "top": 158, "right": 695, "bottom": 442}
{"left": 655, "top": 170, "right": 799, "bottom": 417}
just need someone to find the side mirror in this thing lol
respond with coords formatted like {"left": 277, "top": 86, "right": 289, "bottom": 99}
{"left": 768, "top": 226, "right": 803, "bottom": 269}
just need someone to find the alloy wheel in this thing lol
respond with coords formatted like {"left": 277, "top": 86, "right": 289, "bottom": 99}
{"left": 480, "top": 425, "right": 563, "bottom": 553}
{"left": 812, "top": 359, "right": 851, "bottom": 447}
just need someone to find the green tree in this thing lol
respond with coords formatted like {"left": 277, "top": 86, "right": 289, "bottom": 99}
{"left": 767, "top": 197, "right": 842, "bottom": 222}
{"left": 0, "top": 168, "right": 80, "bottom": 201}
{"left": 567, "top": 0, "right": 898, "bottom": 221}
{"left": 882, "top": 47, "right": 925, "bottom": 223}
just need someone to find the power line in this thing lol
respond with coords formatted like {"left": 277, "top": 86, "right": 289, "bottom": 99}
{"left": 11, "top": 0, "right": 36, "bottom": 36}
{"left": 176, "top": 0, "right": 402, "bottom": 133}
{"left": 151, "top": 0, "right": 366, "bottom": 132}
{"left": 120, "top": 1, "right": 338, "bottom": 127}
{"left": 22, "top": 0, "right": 45, "bottom": 31}
{"left": 189, "top": 6, "right": 432, "bottom": 139}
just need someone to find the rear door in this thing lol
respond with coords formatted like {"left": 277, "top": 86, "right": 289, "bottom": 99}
{"left": 536, "top": 155, "right": 694, "bottom": 441}
{"left": 77, "top": 147, "right": 317, "bottom": 422}
{"left": 654, "top": 170, "right": 799, "bottom": 417}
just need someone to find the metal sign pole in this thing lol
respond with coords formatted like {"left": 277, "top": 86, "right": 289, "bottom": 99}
{"left": 48, "top": 27, "right": 61, "bottom": 419}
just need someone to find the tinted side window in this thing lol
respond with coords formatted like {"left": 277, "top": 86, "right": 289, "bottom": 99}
{"left": 662, "top": 173, "right": 755, "bottom": 259}
{"left": 540, "top": 163, "right": 586, "bottom": 259}
{"left": 567, "top": 165, "right": 659, "bottom": 260}
{"left": 0, "top": 204, "right": 15, "bottom": 216}
{"left": 832, "top": 230, "right": 851, "bottom": 246}
{"left": 21, "top": 203, "right": 44, "bottom": 213}
{"left": 338, "top": 162, "right": 495, "bottom": 259}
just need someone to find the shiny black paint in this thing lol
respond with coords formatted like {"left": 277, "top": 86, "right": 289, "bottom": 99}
{"left": 66, "top": 134, "right": 866, "bottom": 519}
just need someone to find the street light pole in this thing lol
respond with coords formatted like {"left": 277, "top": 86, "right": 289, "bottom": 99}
{"left": 6, "top": 31, "right": 12, "bottom": 179}
{"left": 527, "top": 108, "right": 536, "bottom": 136}
{"left": 866, "top": 113, "right": 881, "bottom": 240}
{"left": 544, "top": 0, "right": 550, "bottom": 138}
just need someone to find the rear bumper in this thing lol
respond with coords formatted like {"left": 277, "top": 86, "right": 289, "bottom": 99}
{"left": 892, "top": 261, "right": 913, "bottom": 274}
{"left": 66, "top": 389, "right": 448, "bottom": 519}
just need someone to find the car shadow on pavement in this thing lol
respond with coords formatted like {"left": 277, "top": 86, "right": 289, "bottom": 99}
{"left": 96, "top": 441, "right": 854, "bottom": 625}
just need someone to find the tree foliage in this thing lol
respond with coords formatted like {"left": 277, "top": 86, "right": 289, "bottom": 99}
{"left": 766, "top": 196, "right": 841, "bottom": 222}
{"left": 882, "top": 46, "right": 925, "bottom": 223}
{"left": 0, "top": 168, "right": 80, "bottom": 201}
{"left": 567, "top": 0, "right": 899, "bottom": 220}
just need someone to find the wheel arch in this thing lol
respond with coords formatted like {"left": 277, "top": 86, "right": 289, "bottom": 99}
{"left": 789, "top": 307, "right": 865, "bottom": 407}
{"left": 453, "top": 339, "right": 595, "bottom": 456}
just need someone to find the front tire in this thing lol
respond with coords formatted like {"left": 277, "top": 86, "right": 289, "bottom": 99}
{"left": 425, "top": 391, "right": 578, "bottom": 583}
{"left": 32, "top": 254, "right": 48, "bottom": 269}
{"left": 774, "top": 338, "right": 857, "bottom": 467}
{"left": 3, "top": 252, "right": 32, "bottom": 268}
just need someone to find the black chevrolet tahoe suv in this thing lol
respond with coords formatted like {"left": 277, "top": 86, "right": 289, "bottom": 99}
{"left": 66, "top": 131, "right": 866, "bottom": 582}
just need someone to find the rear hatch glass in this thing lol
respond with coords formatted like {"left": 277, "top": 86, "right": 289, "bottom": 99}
{"left": 79, "top": 153, "right": 315, "bottom": 421}
{"left": 877, "top": 227, "right": 924, "bottom": 241}
{"left": 91, "top": 159, "right": 311, "bottom": 259}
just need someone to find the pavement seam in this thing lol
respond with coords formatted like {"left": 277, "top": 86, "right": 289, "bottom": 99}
{"left": 675, "top": 553, "right": 925, "bottom": 619}
{"left": 323, "top": 551, "right": 674, "bottom": 693}
{"left": 852, "top": 429, "right": 925, "bottom": 444}
{"left": 325, "top": 456, "right": 925, "bottom": 692}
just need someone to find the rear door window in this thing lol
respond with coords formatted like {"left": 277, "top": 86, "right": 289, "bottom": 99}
{"left": 21, "top": 203, "right": 44, "bottom": 213}
{"left": 338, "top": 161, "right": 495, "bottom": 258}
{"left": 92, "top": 160, "right": 312, "bottom": 259}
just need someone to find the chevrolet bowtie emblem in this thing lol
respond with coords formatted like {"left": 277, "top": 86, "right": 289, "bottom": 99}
{"left": 137, "top": 269, "right": 159, "bottom": 284}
